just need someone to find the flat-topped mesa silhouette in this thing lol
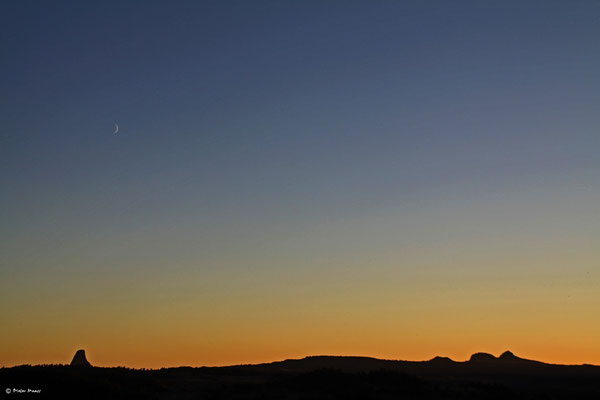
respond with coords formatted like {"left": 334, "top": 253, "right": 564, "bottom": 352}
{"left": 70, "top": 349, "right": 91, "bottom": 367}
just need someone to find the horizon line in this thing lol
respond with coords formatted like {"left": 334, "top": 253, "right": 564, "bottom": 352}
{"left": 5, "top": 351, "right": 600, "bottom": 370}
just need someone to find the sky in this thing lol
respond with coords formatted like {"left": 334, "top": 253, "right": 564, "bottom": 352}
{"left": 1, "top": 1, "right": 599, "bottom": 368}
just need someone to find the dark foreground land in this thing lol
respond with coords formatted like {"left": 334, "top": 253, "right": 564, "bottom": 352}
{"left": 2, "top": 352, "right": 600, "bottom": 399}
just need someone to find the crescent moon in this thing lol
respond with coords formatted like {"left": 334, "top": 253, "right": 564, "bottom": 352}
{"left": 113, "top": 123, "right": 119, "bottom": 134}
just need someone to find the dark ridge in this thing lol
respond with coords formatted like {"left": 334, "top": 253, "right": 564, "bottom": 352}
{"left": 248, "top": 355, "right": 397, "bottom": 373}
{"left": 2, "top": 352, "right": 600, "bottom": 399}
{"left": 499, "top": 351, "right": 520, "bottom": 361}
{"left": 498, "top": 351, "right": 544, "bottom": 365}
{"left": 469, "top": 352, "right": 497, "bottom": 362}
{"left": 3, "top": 354, "right": 600, "bottom": 400}
{"left": 428, "top": 356, "right": 455, "bottom": 363}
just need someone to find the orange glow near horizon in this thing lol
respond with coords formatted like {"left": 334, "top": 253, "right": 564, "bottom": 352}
{"left": 2, "top": 171, "right": 598, "bottom": 370}
{"left": 2, "top": 336, "right": 600, "bottom": 369}
{"left": 2, "top": 246, "right": 599, "bottom": 368}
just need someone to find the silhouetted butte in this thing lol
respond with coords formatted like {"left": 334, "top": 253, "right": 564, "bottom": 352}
{"left": 70, "top": 349, "right": 91, "bottom": 367}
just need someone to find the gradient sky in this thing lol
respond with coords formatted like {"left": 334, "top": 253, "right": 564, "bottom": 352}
{"left": 1, "top": 1, "right": 599, "bottom": 368}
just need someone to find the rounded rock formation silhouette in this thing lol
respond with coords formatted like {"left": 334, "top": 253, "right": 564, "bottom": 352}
{"left": 469, "top": 352, "right": 497, "bottom": 362}
{"left": 70, "top": 349, "right": 91, "bottom": 367}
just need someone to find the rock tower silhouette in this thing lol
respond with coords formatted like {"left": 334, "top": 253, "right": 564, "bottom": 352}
{"left": 70, "top": 349, "right": 91, "bottom": 367}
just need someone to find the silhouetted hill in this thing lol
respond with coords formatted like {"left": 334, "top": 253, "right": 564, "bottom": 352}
{"left": 1, "top": 351, "right": 599, "bottom": 399}
{"left": 237, "top": 351, "right": 596, "bottom": 377}
{"left": 428, "top": 356, "right": 455, "bottom": 365}
{"left": 469, "top": 352, "right": 497, "bottom": 362}
{"left": 499, "top": 350, "right": 518, "bottom": 360}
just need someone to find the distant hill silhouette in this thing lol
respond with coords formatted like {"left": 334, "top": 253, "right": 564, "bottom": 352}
{"left": 428, "top": 356, "right": 455, "bottom": 365}
{"left": 237, "top": 350, "right": 588, "bottom": 376}
{"left": 69, "top": 349, "right": 91, "bottom": 367}
{"left": 1, "top": 350, "right": 599, "bottom": 399}
{"left": 469, "top": 352, "right": 497, "bottom": 362}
